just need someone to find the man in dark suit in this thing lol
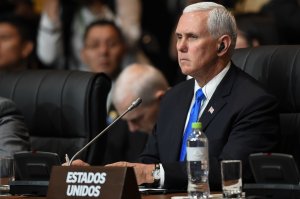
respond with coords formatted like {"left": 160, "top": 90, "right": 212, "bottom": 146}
{"left": 82, "top": 2, "right": 280, "bottom": 190}
{"left": 0, "top": 97, "right": 30, "bottom": 156}
{"left": 103, "top": 63, "right": 169, "bottom": 163}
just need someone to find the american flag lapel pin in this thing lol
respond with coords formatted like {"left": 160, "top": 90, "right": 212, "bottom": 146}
{"left": 208, "top": 106, "right": 214, "bottom": 114}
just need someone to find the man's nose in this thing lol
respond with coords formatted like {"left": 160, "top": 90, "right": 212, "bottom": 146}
{"left": 127, "top": 122, "right": 139, "bottom": 133}
{"left": 177, "top": 39, "right": 188, "bottom": 52}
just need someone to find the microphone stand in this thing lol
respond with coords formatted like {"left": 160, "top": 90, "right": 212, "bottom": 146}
{"left": 67, "top": 98, "right": 142, "bottom": 166}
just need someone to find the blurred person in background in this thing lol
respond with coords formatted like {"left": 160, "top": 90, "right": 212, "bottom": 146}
{"left": 0, "top": 14, "right": 37, "bottom": 71}
{"left": 0, "top": 0, "right": 40, "bottom": 42}
{"left": 80, "top": 19, "right": 127, "bottom": 115}
{"left": 58, "top": 18, "right": 152, "bottom": 164}
{"left": 235, "top": 29, "right": 260, "bottom": 49}
{"left": 37, "top": 0, "right": 146, "bottom": 70}
{"left": 261, "top": 0, "right": 300, "bottom": 44}
{"left": 0, "top": 96, "right": 30, "bottom": 156}
{"left": 111, "top": 63, "right": 169, "bottom": 134}
{"left": 235, "top": 12, "right": 279, "bottom": 49}
{"left": 80, "top": 20, "right": 125, "bottom": 80}
{"left": 103, "top": 63, "right": 169, "bottom": 163}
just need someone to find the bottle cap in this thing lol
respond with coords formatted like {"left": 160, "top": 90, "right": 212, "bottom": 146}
{"left": 192, "top": 122, "right": 202, "bottom": 129}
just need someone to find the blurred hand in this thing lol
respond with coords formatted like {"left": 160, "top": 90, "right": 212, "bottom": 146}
{"left": 62, "top": 159, "right": 90, "bottom": 166}
{"left": 43, "top": 0, "right": 61, "bottom": 25}
{"left": 106, "top": 161, "right": 155, "bottom": 185}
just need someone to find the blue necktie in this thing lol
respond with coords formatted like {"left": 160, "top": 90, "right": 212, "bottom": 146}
{"left": 179, "top": 88, "right": 205, "bottom": 161}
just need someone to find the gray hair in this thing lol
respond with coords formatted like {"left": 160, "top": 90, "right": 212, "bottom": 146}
{"left": 183, "top": 2, "right": 237, "bottom": 52}
{"left": 112, "top": 63, "right": 169, "bottom": 107}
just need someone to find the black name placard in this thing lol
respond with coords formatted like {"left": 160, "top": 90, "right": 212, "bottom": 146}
{"left": 47, "top": 166, "right": 141, "bottom": 199}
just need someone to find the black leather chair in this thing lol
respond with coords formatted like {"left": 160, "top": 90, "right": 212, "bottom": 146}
{"left": 0, "top": 70, "right": 111, "bottom": 165}
{"left": 232, "top": 45, "right": 300, "bottom": 198}
{"left": 232, "top": 45, "right": 300, "bottom": 171}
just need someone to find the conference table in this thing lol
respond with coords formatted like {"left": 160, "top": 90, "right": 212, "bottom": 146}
{"left": 0, "top": 193, "right": 190, "bottom": 199}
{"left": 0, "top": 192, "right": 229, "bottom": 199}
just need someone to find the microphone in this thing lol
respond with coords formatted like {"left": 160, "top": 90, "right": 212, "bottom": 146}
{"left": 67, "top": 97, "right": 142, "bottom": 166}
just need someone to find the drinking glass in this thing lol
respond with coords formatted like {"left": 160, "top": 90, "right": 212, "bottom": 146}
{"left": 0, "top": 157, "right": 14, "bottom": 195}
{"left": 221, "top": 160, "right": 242, "bottom": 198}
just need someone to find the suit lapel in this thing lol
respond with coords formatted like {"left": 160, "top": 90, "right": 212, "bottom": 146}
{"left": 177, "top": 80, "right": 195, "bottom": 125}
{"left": 169, "top": 80, "right": 194, "bottom": 160}
{"left": 199, "top": 64, "right": 238, "bottom": 131}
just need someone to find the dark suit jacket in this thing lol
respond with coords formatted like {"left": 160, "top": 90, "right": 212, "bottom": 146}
{"left": 0, "top": 97, "right": 30, "bottom": 156}
{"left": 103, "top": 104, "right": 149, "bottom": 164}
{"left": 139, "top": 64, "right": 280, "bottom": 191}
{"left": 103, "top": 119, "right": 149, "bottom": 164}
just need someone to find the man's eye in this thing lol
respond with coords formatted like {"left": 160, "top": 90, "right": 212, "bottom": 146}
{"left": 131, "top": 118, "right": 139, "bottom": 123}
{"left": 107, "top": 40, "right": 120, "bottom": 48}
{"left": 0, "top": 35, "right": 13, "bottom": 41}
{"left": 190, "top": 35, "right": 198, "bottom": 39}
{"left": 86, "top": 43, "right": 99, "bottom": 49}
{"left": 131, "top": 115, "right": 143, "bottom": 124}
{"left": 176, "top": 34, "right": 182, "bottom": 40}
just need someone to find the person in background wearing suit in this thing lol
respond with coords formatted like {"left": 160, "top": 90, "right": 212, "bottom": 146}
{"left": 72, "top": 2, "right": 280, "bottom": 191}
{"left": 103, "top": 63, "right": 169, "bottom": 163}
{"left": 111, "top": 63, "right": 169, "bottom": 134}
{"left": 0, "top": 97, "right": 30, "bottom": 156}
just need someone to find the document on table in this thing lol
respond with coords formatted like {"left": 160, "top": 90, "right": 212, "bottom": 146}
{"left": 171, "top": 194, "right": 223, "bottom": 199}
{"left": 139, "top": 186, "right": 222, "bottom": 198}
{"left": 139, "top": 187, "right": 185, "bottom": 194}
{"left": 139, "top": 187, "right": 167, "bottom": 194}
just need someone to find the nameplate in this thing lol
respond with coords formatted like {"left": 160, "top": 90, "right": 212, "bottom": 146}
{"left": 47, "top": 166, "right": 141, "bottom": 199}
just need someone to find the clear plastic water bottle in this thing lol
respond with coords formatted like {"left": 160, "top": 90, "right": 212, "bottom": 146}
{"left": 186, "top": 122, "right": 210, "bottom": 199}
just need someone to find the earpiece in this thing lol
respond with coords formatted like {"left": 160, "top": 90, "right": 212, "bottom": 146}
{"left": 218, "top": 42, "right": 225, "bottom": 53}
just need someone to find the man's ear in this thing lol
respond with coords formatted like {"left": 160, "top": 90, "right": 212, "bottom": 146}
{"left": 217, "top": 35, "right": 231, "bottom": 55}
{"left": 154, "top": 90, "right": 166, "bottom": 101}
{"left": 21, "top": 41, "right": 34, "bottom": 58}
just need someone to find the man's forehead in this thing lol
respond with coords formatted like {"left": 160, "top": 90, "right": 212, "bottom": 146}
{"left": 176, "top": 11, "right": 208, "bottom": 31}
{"left": 86, "top": 26, "right": 119, "bottom": 40}
{"left": 116, "top": 96, "right": 138, "bottom": 113}
{"left": 122, "top": 107, "right": 143, "bottom": 121}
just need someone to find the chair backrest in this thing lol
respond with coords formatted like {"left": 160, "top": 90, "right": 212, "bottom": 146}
{"left": 0, "top": 70, "right": 111, "bottom": 165}
{"left": 232, "top": 45, "right": 300, "bottom": 170}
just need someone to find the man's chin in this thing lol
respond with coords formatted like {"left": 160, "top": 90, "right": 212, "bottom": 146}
{"left": 180, "top": 68, "right": 192, "bottom": 76}
{"left": 133, "top": 129, "right": 149, "bottom": 134}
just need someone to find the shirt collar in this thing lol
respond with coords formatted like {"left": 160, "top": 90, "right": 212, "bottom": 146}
{"left": 193, "top": 61, "right": 231, "bottom": 101}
